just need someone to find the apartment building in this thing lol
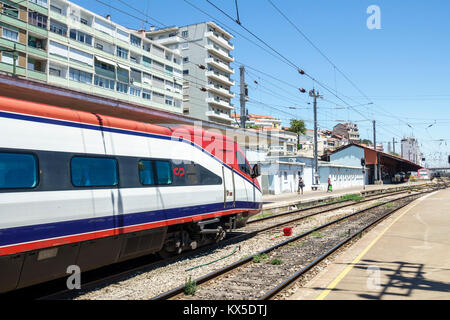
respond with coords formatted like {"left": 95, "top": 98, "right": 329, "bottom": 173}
{"left": 0, "top": 0, "right": 183, "bottom": 113}
{"left": 147, "top": 22, "right": 235, "bottom": 125}
{"left": 401, "top": 137, "right": 423, "bottom": 165}
{"left": 231, "top": 113, "right": 282, "bottom": 129}
{"left": 332, "top": 122, "right": 360, "bottom": 143}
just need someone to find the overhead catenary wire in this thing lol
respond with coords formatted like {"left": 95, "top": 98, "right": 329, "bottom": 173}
{"left": 96, "top": 0, "right": 316, "bottom": 126}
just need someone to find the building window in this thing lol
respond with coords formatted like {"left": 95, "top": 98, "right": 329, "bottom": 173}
{"left": 2, "top": 52, "right": 14, "bottom": 65}
{"left": 29, "top": 0, "right": 48, "bottom": 8}
{"left": 71, "top": 157, "right": 118, "bottom": 187}
{"left": 142, "top": 90, "right": 151, "bottom": 100}
{"left": 95, "top": 60, "right": 114, "bottom": 72}
{"left": 183, "top": 57, "right": 189, "bottom": 63}
{"left": 50, "top": 20, "right": 67, "bottom": 36}
{"left": 181, "top": 30, "right": 188, "bottom": 38}
{"left": 165, "top": 65, "right": 173, "bottom": 75}
{"left": 142, "top": 72, "right": 152, "bottom": 84}
{"left": 0, "top": 153, "right": 38, "bottom": 189}
{"left": 69, "top": 29, "right": 92, "bottom": 46}
{"left": 95, "top": 43, "right": 103, "bottom": 51}
{"left": 130, "top": 34, "right": 141, "bottom": 47}
{"left": 130, "top": 86, "right": 141, "bottom": 97}
{"left": 142, "top": 56, "right": 152, "bottom": 68}
{"left": 183, "top": 69, "right": 189, "bottom": 75}
{"left": 69, "top": 68, "right": 92, "bottom": 84}
{"left": 2, "top": 28, "right": 18, "bottom": 42}
{"left": 116, "top": 82, "right": 128, "bottom": 94}
{"left": 80, "top": 18, "right": 88, "bottom": 25}
{"left": 28, "top": 11, "right": 48, "bottom": 29}
{"left": 2, "top": 4, "right": 19, "bottom": 19}
{"left": 49, "top": 67, "right": 62, "bottom": 77}
{"left": 181, "top": 43, "right": 189, "bottom": 49}
{"left": 50, "top": 4, "right": 62, "bottom": 14}
{"left": 94, "top": 75, "right": 115, "bottom": 90}
{"left": 165, "top": 96, "right": 173, "bottom": 106}
{"left": 116, "top": 46, "right": 128, "bottom": 59}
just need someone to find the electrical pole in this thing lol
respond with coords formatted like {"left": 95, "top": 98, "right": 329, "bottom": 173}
{"left": 393, "top": 137, "right": 396, "bottom": 154}
{"left": 239, "top": 65, "right": 246, "bottom": 129}
{"left": 310, "top": 89, "right": 322, "bottom": 186}
{"left": 373, "top": 120, "right": 378, "bottom": 182}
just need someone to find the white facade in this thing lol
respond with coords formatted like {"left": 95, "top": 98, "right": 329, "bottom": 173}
{"left": 147, "top": 22, "right": 235, "bottom": 125}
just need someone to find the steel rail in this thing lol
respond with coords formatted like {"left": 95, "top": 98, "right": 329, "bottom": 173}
{"left": 152, "top": 186, "right": 442, "bottom": 300}
{"left": 39, "top": 184, "right": 440, "bottom": 300}
{"left": 259, "top": 190, "right": 438, "bottom": 299}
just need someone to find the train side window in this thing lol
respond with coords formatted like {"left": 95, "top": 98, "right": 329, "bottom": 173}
{"left": 172, "top": 161, "right": 197, "bottom": 186}
{"left": 71, "top": 156, "right": 118, "bottom": 187}
{"left": 0, "top": 152, "right": 38, "bottom": 189}
{"left": 155, "top": 160, "right": 172, "bottom": 185}
{"left": 138, "top": 160, "right": 155, "bottom": 185}
{"left": 198, "top": 165, "right": 222, "bottom": 185}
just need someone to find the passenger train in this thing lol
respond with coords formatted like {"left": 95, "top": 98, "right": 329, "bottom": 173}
{"left": 0, "top": 96, "right": 262, "bottom": 293}
{"left": 418, "top": 168, "right": 430, "bottom": 180}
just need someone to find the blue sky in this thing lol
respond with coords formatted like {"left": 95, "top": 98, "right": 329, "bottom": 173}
{"left": 72, "top": 0, "right": 450, "bottom": 167}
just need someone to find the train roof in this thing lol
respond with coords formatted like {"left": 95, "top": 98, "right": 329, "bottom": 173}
{"left": 0, "top": 95, "right": 239, "bottom": 154}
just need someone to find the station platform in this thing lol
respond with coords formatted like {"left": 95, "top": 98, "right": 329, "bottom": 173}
{"left": 261, "top": 182, "right": 427, "bottom": 214}
{"left": 290, "top": 187, "right": 450, "bottom": 300}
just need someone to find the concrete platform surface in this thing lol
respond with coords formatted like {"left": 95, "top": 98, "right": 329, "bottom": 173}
{"left": 262, "top": 182, "right": 424, "bottom": 210}
{"left": 290, "top": 188, "right": 450, "bottom": 300}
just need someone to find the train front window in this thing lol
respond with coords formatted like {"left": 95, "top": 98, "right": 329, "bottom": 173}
{"left": 0, "top": 152, "right": 38, "bottom": 189}
{"left": 236, "top": 151, "right": 251, "bottom": 176}
{"left": 71, "top": 157, "right": 118, "bottom": 187}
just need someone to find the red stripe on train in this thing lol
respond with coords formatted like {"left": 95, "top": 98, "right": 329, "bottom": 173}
{"left": 0, "top": 208, "right": 259, "bottom": 256}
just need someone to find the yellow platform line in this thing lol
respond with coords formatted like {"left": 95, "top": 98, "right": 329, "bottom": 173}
{"left": 315, "top": 191, "right": 436, "bottom": 300}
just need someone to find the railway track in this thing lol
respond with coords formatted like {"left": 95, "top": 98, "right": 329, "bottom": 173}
{"left": 242, "top": 185, "right": 431, "bottom": 233}
{"left": 30, "top": 183, "right": 443, "bottom": 300}
{"left": 153, "top": 185, "right": 445, "bottom": 300}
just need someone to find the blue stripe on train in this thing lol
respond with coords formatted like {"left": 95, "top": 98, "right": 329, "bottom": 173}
{"left": 0, "top": 201, "right": 262, "bottom": 247}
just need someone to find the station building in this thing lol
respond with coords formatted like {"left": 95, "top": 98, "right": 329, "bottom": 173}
{"left": 251, "top": 154, "right": 364, "bottom": 195}
{"left": 330, "top": 144, "right": 422, "bottom": 185}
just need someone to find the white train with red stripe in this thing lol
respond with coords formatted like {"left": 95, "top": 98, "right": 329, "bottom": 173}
{"left": 0, "top": 96, "right": 262, "bottom": 293}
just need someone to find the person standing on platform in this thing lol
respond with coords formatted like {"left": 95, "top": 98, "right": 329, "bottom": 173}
{"left": 327, "top": 177, "right": 333, "bottom": 192}
{"left": 298, "top": 177, "right": 305, "bottom": 195}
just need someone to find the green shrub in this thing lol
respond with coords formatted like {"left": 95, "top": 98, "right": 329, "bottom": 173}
{"left": 184, "top": 276, "right": 197, "bottom": 296}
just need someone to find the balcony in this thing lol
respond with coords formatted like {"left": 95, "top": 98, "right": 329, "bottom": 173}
{"left": 205, "top": 44, "right": 234, "bottom": 62}
{"left": 205, "top": 110, "right": 233, "bottom": 123}
{"left": 205, "top": 70, "right": 235, "bottom": 87}
{"left": 207, "top": 84, "right": 234, "bottom": 99}
{"left": 205, "top": 31, "right": 234, "bottom": 51}
{"left": 206, "top": 97, "right": 234, "bottom": 110}
{"left": 153, "top": 35, "right": 182, "bottom": 45}
{"left": 205, "top": 57, "right": 234, "bottom": 74}
{"left": 27, "top": 69, "right": 47, "bottom": 82}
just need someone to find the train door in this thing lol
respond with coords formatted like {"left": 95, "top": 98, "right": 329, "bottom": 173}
{"left": 222, "top": 166, "right": 235, "bottom": 209}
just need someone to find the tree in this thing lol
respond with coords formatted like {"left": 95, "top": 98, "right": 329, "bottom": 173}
{"left": 360, "top": 139, "right": 373, "bottom": 146}
{"left": 287, "top": 119, "right": 306, "bottom": 148}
